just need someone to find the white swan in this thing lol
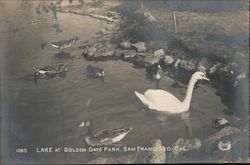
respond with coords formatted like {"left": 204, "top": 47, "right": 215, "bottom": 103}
{"left": 135, "top": 72, "right": 209, "bottom": 114}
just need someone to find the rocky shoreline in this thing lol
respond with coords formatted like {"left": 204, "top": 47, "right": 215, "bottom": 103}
{"left": 52, "top": 1, "right": 247, "bottom": 86}
{"left": 35, "top": 0, "right": 249, "bottom": 163}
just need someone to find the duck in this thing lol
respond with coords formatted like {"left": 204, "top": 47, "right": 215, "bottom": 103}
{"left": 41, "top": 36, "right": 79, "bottom": 52}
{"left": 33, "top": 66, "right": 57, "bottom": 78}
{"left": 135, "top": 72, "right": 209, "bottom": 114}
{"left": 80, "top": 121, "right": 132, "bottom": 146}
{"left": 86, "top": 64, "right": 104, "bottom": 80}
{"left": 33, "top": 64, "right": 67, "bottom": 78}
{"left": 145, "top": 63, "right": 162, "bottom": 80}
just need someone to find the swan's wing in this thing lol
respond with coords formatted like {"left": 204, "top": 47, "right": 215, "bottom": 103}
{"left": 144, "top": 89, "right": 181, "bottom": 105}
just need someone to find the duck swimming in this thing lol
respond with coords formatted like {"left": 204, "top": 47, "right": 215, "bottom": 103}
{"left": 80, "top": 121, "right": 132, "bottom": 146}
{"left": 33, "top": 64, "right": 67, "bottom": 79}
{"left": 86, "top": 64, "right": 104, "bottom": 81}
{"left": 41, "top": 36, "right": 79, "bottom": 53}
{"left": 135, "top": 72, "right": 209, "bottom": 114}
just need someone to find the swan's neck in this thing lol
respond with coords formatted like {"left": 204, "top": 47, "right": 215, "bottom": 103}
{"left": 183, "top": 77, "right": 197, "bottom": 108}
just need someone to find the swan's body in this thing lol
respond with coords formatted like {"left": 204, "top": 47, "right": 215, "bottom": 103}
{"left": 135, "top": 72, "right": 209, "bottom": 114}
{"left": 81, "top": 121, "right": 132, "bottom": 146}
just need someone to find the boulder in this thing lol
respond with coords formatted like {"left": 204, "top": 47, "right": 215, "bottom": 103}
{"left": 142, "top": 54, "right": 162, "bottom": 66}
{"left": 100, "top": 28, "right": 110, "bottom": 35}
{"left": 179, "top": 59, "right": 197, "bottom": 71}
{"left": 154, "top": 49, "right": 164, "bottom": 57}
{"left": 120, "top": 41, "right": 131, "bottom": 49}
{"left": 132, "top": 54, "right": 149, "bottom": 68}
{"left": 82, "top": 42, "right": 118, "bottom": 60}
{"left": 171, "top": 138, "right": 202, "bottom": 158}
{"left": 120, "top": 49, "right": 137, "bottom": 61}
{"left": 196, "top": 63, "right": 206, "bottom": 74}
{"left": 140, "top": 49, "right": 165, "bottom": 66}
{"left": 82, "top": 46, "right": 97, "bottom": 57}
{"left": 132, "top": 42, "right": 147, "bottom": 52}
{"left": 148, "top": 139, "right": 166, "bottom": 164}
{"left": 163, "top": 55, "right": 174, "bottom": 65}
{"left": 209, "top": 62, "right": 222, "bottom": 75}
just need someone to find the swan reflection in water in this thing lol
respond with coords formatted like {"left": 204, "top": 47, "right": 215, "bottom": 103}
{"left": 140, "top": 108, "right": 193, "bottom": 138}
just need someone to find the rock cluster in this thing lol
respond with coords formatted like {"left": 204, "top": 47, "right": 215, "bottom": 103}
{"left": 171, "top": 138, "right": 202, "bottom": 158}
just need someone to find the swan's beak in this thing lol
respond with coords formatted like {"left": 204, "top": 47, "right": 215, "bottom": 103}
{"left": 203, "top": 76, "right": 210, "bottom": 81}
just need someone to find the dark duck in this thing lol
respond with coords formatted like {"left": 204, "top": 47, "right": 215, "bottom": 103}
{"left": 86, "top": 64, "right": 104, "bottom": 82}
{"left": 41, "top": 36, "right": 79, "bottom": 53}
{"left": 145, "top": 63, "right": 162, "bottom": 81}
{"left": 79, "top": 121, "right": 132, "bottom": 147}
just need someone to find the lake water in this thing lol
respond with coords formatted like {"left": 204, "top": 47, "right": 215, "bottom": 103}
{"left": 0, "top": 1, "right": 248, "bottom": 164}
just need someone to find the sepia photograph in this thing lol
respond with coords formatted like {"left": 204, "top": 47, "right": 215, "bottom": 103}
{"left": 0, "top": 0, "right": 249, "bottom": 164}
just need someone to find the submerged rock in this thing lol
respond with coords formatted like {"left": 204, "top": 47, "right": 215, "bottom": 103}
{"left": 208, "top": 126, "right": 240, "bottom": 143}
{"left": 132, "top": 42, "right": 147, "bottom": 52}
{"left": 212, "top": 117, "right": 229, "bottom": 129}
{"left": 171, "top": 138, "right": 202, "bottom": 158}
